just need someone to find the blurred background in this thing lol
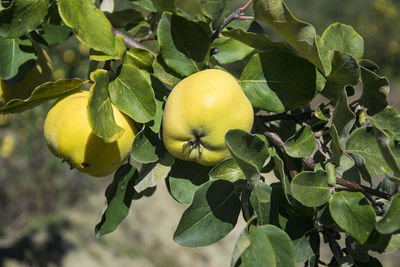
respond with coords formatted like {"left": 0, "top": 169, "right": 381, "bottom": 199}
{"left": 1, "top": 0, "right": 400, "bottom": 266}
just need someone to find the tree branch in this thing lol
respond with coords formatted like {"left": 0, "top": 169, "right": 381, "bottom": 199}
{"left": 258, "top": 121, "right": 393, "bottom": 201}
{"left": 112, "top": 28, "right": 157, "bottom": 56}
{"left": 210, "top": 0, "right": 254, "bottom": 43}
{"left": 258, "top": 111, "right": 315, "bottom": 123}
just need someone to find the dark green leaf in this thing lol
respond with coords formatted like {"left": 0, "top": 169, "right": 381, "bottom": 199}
{"left": 0, "top": 37, "right": 36, "bottom": 81}
{"left": 58, "top": 0, "right": 117, "bottom": 55}
{"left": 200, "top": 0, "right": 231, "bottom": 29}
{"left": 253, "top": 0, "right": 331, "bottom": 75}
{"left": 332, "top": 89, "right": 356, "bottom": 143}
{"left": 95, "top": 164, "right": 137, "bottom": 237}
{"left": 348, "top": 152, "right": 372, "bottom": 185}
{"left": 272, "top": 153, "right": 292, "bottom": 203}
{"left": 168, "top": 159, "right": 211, "bottom": 204}
{"left": 250, "top": 182, "right": 272, "bottom": 225}
{"left": 284, "top": 125, "right": 317, "bottom": 158}
{"left": 385, "top": 233, "right": 400, "bottom": 254}
{"left": 109, "top": 64, "right": 156, "bottom": 123}
{"left": 146, "top": 76, "right": 167, "bottom": 133}
{"left": 292, "top": 231, "right": 320, "bottom": 263}
{"left": 223, "top": 29, "right": 289, "bottom": 52}
{"left": 0, "top": 0, "right": 48, "bottom": 38}
{"left": 152, "top": 0, "right": 175, "bottom": 12}
{"left": 225, "top": 129, "right": 268, "bottom": 188}
{"left": 240, "top": 224, "right": 296, "bottom": 267}
{"left": 130, "top": 0, "right": 157, "bottom": 12}
{"left": 88, "top": 69, "right": 124, "bottom": 143}
{"left": 173, "top": 179, "right": 240, "bottom": 247}
{"left": 322, "top": 22, "right": 364, "bottom": 60}
{"left": 345, "top": 236, "right": 370, "bottom": 262}
{"left": 322, "top": 52, "right": 360, "bottom": 103}
{"left": 240, "top": 51, "right": 320, "bottom": 112}
{"left": 157, "top": 12, "right": 210, "bottom": 76}
{"left": 0, "top": 78, "right": 83, "bottom": 114}
{"left": 291, "top": 170, "right": 332, "bottom": 207}
{"left": 329, "top": 191, "right": 376, "bottom": 244}
{"left": 30, "top": 23, "right": 72, "bottom": 47}
{"left": 376, "top": 194, "right": 400, "bottom": 234}
{"left": 105, "top": 9, "right": 144, "bottom": 28}
{"left": 359, "top": 67, "right": 389, "bottom": 116}
{"left": 90, "top": 35, "right": 126, "bottom": 61}
{"left": 209, "top": 158, "right": 246, "bottom": 183}
{"left": 211, "top": 37, "right": 254, "bottom": 65}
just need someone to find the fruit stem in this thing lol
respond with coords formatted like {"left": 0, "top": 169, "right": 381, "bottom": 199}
{"left": 183, "top": 137, "right": 204, "bottom": 155}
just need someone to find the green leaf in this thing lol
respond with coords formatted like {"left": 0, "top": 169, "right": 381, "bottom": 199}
{"left": 370, "top": 106, "right": 400, "bottom": 141}
{"left": 134, "top": 150, "right": 174, "bottom": 193}
{"left": 146, "top": 76, "right": 168, "bottom": 133}
{"left": 95, "top": 164, "right": 137, "bottom": 237}
{"left": 240, "top": 224, "right": 296, "bottom": 267}
{"left": 293, "top": 232, "right": 320, "bottom": 263}
{"left": 131, "top": 127, "right": 162, "bottom": 163}
{"left": 105, "top": 8, "right": 145, "bottom": 28}
{"left": 322, "top": 51, "right": 360, "bottom": 103}
{"left": 130, "top": 0, "right": 157, "bottom": 12}
{"left": 385, "top": 233, "right": 400, "bottom": 254}
{"left": 90, "top": 35, "right": 126, "bottom": 61}
{"left": 284, "top": 125, "right": 317, "bottom": 158}
{"left": 240, "top": 51, "right": 319, "bottom": 112}
{"left": 152, "top": 0, "right": 175, "bottom": 12}
{"left": 253, "top": 0, "right": 331, "bottom": 75}
{"left": 330, "top": 125, "right": 344, "bottom": 166}
{"left": 173, "top": 179, "right": 240, "bottom": 247}
{"left": 0, "top": 78, "right": 83, "bottom": 114}
{"left": 58, "top": 0, "right": 116, "bottom": 56}
{"left": 30, "top": 23, "right": 72, "bottom": 47}
{"left": 231, "top": 227, "right": 251, "bottom": 267}
{"left": 124, "top": 48, "right": 155, "bottom": 72}
{"left": 250, "top": 182, "right": 272, "bottom": 225}
{"left": 349, "top": 153, "right": 373, "bottom": 185}
{"left": 152, "top": 55, "right": 182, "bottom": 87}
{"left": 168, "top": 159, "right": 211, "bottom": 204}
{"left": 0, "top": 0, "right": 48, "bottom": 38}
{"left": 332, "top": 89, "right": 356, "bottom": 143}
{"left": 374, "top": 126, "right": 400, "bottom": 177}
{"left": 157, "top": 12, "right": 210, "bottom": 76}
{"left": 272, "top": 157, "right": 292, "bottom": 207}
{"left": 359, "top": 67, "right": 389, "bottom": 116}
{"left": 109, "top": 64, "right": 156, "bottom": 123}
{"left": 225, "top": 129, "right": 268, "bottom": 188}
{"left": 329, "top": 191, "right": 376, "bottom": 244}
{"left": 223, "top": 29, "right": 289, "bottom": 52}
{"left": 88, "top": 69, "right": 124, "bottom": 143}
{"left": 200, "top": 0, "right": 231, "bottom": 29}
{"left": 211, "top": 37, "right": 254, "bottom": 65}
{"left": 209, "top": 158, "right": 246, "bottom": 183}
{"left": 0, "top": 37, "right": 36, "bottom": 81}
{"left": 322, "top": 22, "right": 364, "bottom": 60}
{"left": 376, "top": 194, "right": 400, "bottom": 234}
{"left": 291, "top": 170, "right": 332, "bottom": 207}
{"left": 347, "top": 127, "right": 400, "bottom": 176}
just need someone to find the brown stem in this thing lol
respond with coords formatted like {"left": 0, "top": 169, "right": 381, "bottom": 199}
{"left": 322, "top": 227, "right": 343, "bottom": 263}
{"left": 112, "top": 28, "right": 157, "bottom": 56}
{"left": 210, "top": 0, "right": 254, "bottom": 43}
{"left": 260, "top": 123, "right": 393, "bottom": 200}
{"left": 258, "top": 111, "right": 315, "bottom": 123}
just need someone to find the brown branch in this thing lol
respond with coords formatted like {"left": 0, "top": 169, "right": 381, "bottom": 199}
{"left": 112, "top": 28, "right": 157, "bottom": 56}
{"left": 211, "top": 0, "right": 254, "bottom": 43}
{"left": 258, "top": 111, "right": 315, "bottom": 123}
{"left": 258, "top": 120, "right": 393, "bottom": 200}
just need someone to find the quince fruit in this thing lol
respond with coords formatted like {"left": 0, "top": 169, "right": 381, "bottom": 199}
{"left": 44, "top": 91, "right": 138, "bottom": 177}
{"left": 162, "top": 69, "right": 254, "bottom": 166}
{"left": 0, "top": 47, "right": 52, "bottom": 106}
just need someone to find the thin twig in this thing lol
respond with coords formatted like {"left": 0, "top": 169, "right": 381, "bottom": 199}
{"left": 210, "top": 0, "right": 254, "bottom": 43}
{"left": 258, "top": 111, "right": 315, "bottom": 123}
{"left": 322, "top": 226, "right": 343, "bottom": 263}
{"left": 112, "top": 28, "right": 157, "bottom": 56}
